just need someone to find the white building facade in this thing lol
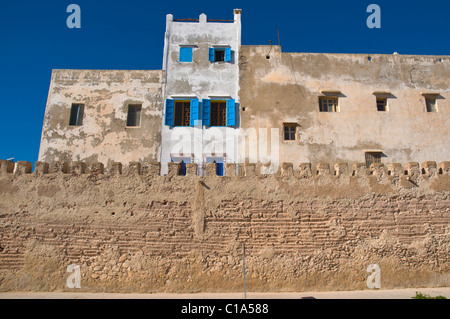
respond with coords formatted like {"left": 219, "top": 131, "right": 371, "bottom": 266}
{"left": 160, "top": 9, "right": 242, "bottom": 175}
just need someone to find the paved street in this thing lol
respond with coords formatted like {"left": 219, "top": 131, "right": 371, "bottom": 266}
{"left": 1, "top": 287, "right": 449, "bottom": 299}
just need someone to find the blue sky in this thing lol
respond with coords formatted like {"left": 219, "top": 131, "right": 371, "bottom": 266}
{"left": 0, "top": 0, "right": 449, "bottom": 164}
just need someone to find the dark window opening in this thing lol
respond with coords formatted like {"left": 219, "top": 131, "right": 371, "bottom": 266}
{"left": 283, "top": 123, "right": 296, "bottom": 141}
{"left": 319, "top": 97, "right": 339, "bottom": 112}
{"left": 376, "top": 98, "right": 388, "bottom": 112}
{"left": 210, "top": 101, "right": 227, "bottom": 126}
{"left": 174, "top": 101, "right": 191, "bottom": 126}
{"left": 214, "top": 49, "right": 225, "bottom": 62}
{"left": 69, "top": 104, "right": 84, "bottom": 126}
{"left": 365, "top": 152, "right": 382, "bottom": 168}
{"left": 126, "top": 104, "right": 142, "bottom": 127}
{"left": 425, "top": 98, "right": 437, "bottom": 112}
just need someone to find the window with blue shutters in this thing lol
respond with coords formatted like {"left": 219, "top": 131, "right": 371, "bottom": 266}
{"left": 208, "top": 48, "right": 215, "bottom": 62}
{"left": 225, "top": 48, "right": 231, "bottom": 62}
{"left": 226, "top": 99, "right": 236, "bottom": 127}
{"left": 202, "top": 99, "right": 211, "bottom": 126}
{"left": 209, "top": 47, "right": 232, "bottom": 63}
{"left": 202, "top": 99, "right": 236, "bottom": 127}
{"left": 165, "top": 99, "right": 174, "bottom": 126}
{"left": 190, "top": 99, "right": 200, "bottom": 126}
{"left": 179, "top": 47, "right": 193, "bottom": 63}
{"left": 166, "top": 99, "right": 200, "bottom": 127}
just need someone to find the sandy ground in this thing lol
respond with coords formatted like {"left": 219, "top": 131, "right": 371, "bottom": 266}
{"left": 1, "top": 287, "right": 449, "bottom": 299}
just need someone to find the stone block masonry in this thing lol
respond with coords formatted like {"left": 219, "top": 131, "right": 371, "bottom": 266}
{"left": 0, "top": 159, "right": 449, "bottom": 293}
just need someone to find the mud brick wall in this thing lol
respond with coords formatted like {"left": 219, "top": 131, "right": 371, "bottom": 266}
{"left": 0, "top": 159, "right": 449, "bottom": 293}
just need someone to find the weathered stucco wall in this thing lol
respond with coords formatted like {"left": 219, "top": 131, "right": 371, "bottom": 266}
{"left": 38, "top": 69, "right": 163, "bottom": 167}
{"left": 239, "top": 45, "right": 450, "bottom": 170}
{"left": 0, "top": 159, "right": 449, "bottom": 292}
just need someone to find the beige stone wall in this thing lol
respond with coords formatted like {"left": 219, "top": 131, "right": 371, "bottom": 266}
{"left": 239, "top": 46, "right": 450, "bottom": 168}
{"left": 38, "top": 70, "right": 164, "bottom": 167}
{"left": 0, "top": 159, "right": 449, "bottom": 292}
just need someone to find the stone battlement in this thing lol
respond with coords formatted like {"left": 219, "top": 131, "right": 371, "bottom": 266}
{"left": 2, "top": 159, "right": 449, "bottom": 183}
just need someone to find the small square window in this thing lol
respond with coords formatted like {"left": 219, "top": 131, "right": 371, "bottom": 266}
{"left": 425, "top": 98, "right": 437, "bottom": 112}
{"left": 127, "top": 104, "right": 142, "bottom": 127}
{"left": 365, "top": 152, "right": 382, "bottom": 168}
{"left": 319, "top": 97, "right": 339, "bottom": 112}
{"left": 69, "top": 104, "right": 84, "bottom": 126}
{"left": 283, "top": 123, "right": 297, "bottom": 141}
{"left": 376, "top": 98, "right": 388, "bottom": 112}
{"left": 179, "top": 47, "right": 193, "bottom": 63}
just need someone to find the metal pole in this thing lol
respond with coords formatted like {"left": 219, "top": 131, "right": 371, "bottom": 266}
{"left": 243, "top": 242, "right": 246, "bottom": 299}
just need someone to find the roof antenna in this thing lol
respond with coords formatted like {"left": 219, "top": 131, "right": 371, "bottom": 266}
{"left": 277, "top": 28, "right": 281, "bottom": 50}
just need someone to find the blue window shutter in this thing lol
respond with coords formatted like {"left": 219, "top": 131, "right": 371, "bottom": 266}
{"left": 225, "top": 48, "right": 231, "bottom": 62}
{"left": 226, "top": 99, "right": 236, "bottom": 127}
{"left": 209, "top": 48, "right": 215, "bottom": 62}
{"left": 202, "top": 99, "right": 211, "bottom": 126}
{"left": 165, "top": 99, "right": 174, "bottom": 126}
{"left": 216, "top": 163, "right": 224, "bottom": 176}
{"left": 180, "top": 47, "right": 192, "bottom": 62}
{"left": 190, "top": 99, "right": 199, "bottom": 126}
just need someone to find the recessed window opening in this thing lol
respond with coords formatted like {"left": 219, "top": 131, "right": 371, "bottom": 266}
{"left": 210, "top": 101, "right": 227, "bottom": 126}
{"left": 69, "top": 104, "right": 84, "bottom": 126}
{"left": 425, "top": 98, "right": 437, "bottom": 112}
{"left": 283, "top": 123, "right": 297, "bottom": 141}
{"left": 319, "top": 97, "right": 339, "bottom": 112}
{"left": 365, "top": 152, "right": 382, "bottom": 168}
{"left": 174, "top": 101, "right": 191, "bottom": 126}
{"left": 209, "top": 47, "right": 231, "bottom": 63}
{"left": 126, "top": 104, "right": 142, "bottom": 127}
{"left": 215, "top": 49, "right": 225, "bottom": 62}
{"left": 376, "top": 98, "right": 388, "bottom": 112}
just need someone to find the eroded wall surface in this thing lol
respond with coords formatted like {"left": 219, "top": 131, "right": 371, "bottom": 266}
{"left": 0, "top": 159, "right": 449, "bottom": 292}
{"left": 239, "top": 46, "right": 450, "bottom": 170}
{"left": 38, "top": 69, "right": 163, "bottom": 167}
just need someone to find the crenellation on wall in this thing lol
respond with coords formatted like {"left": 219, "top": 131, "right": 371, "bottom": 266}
{"left": 127, "top": 162, "right": 142, "bottom": 176}
{"left": 0, "top": 159, "right": 15, "bottom": 174}
{"left": 438, "top": 161, "right": 450, "bottom": 175}
{"left": 50, "top": 161, "right": 69, "bottom": 174}
{"left": 90, "top": 162, "right": 105, "bottom": 175}
{"left": 14, "top": 161, "right": 32, "bottom": 175}
{"left": 352, "top": 163, "right": 368, "bottom": 177}
{"left": 71, "top": 161, "right": 86, "bottom": 175}
{"left": 225, "top": 163, "right": 237, "bottom": 177}
{"left": 334, "top": 162, "right": 349, "bottom": 177}
{"left": 2, "top": 159, "right": 449, "bottom": 186}
{"left": 316, "top": 163, "right": 331, "bottom": 176}
{"left": 186, "top": 163, "right": 198, "bottom": 176}
{"left": 109, "top": 162, "right": 122, "bottom": 176}
{"left": 387, "top": 163, "right": 403, "bottom": 176}
{"left": 421, "top": 161, "right": 437, "bottom": 177}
